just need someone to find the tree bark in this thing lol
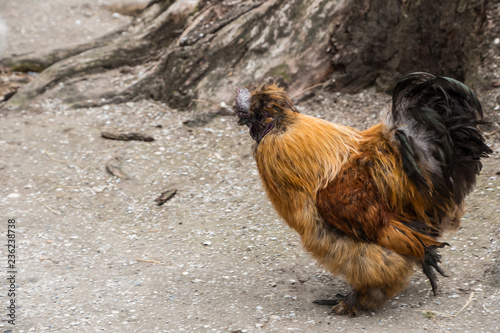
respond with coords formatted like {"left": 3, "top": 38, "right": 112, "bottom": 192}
{"left": 328, "top": 0, "right": 488, "bottom": 92}
{"left": 0, "top": 0, "right": 494, "bottom": 110}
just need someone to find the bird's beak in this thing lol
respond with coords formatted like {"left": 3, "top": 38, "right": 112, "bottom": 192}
{"left": 237, "top": 111, "right": 252, "bottom": 126}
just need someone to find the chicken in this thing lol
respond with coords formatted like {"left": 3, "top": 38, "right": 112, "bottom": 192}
{"left": 234, "top": 72, "right": 492, "bottom": 316}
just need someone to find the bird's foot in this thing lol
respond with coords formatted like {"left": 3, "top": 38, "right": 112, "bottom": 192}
{"left": 313, "top": 293, "right": 359, "bottom": 317}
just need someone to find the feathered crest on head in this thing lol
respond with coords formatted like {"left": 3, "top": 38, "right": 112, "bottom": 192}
{"left": 252, "top": 81, "right": 298, "bottom": 114}
{"left": 235, "top": 78, "right": 297, "bottom": 127}
{"left": 235, "top": 87, "right": 250, "bottom": 112}
{"left": 235, "top": 87, "right": 251, "bottom": 125}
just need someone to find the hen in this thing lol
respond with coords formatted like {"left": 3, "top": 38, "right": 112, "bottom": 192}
{"left": 235, "top": 72, "right": 492, "bottom": 316}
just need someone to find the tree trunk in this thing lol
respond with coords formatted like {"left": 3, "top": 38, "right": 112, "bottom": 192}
{"left": 1, "top": 0, "right": 495, "bottom": 110}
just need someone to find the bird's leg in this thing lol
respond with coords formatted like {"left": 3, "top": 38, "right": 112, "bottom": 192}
{"left": 313, "top": 292, "right": 360, "bottom": 317}
{"left": 314, "top": 286, "right": 393, "bottom": 316}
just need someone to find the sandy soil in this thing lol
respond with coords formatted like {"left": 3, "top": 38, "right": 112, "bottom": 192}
{"left": 0, "top": 1, "right": 499, "bottom": 332}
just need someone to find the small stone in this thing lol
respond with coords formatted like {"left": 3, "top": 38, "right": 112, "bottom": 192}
{"left": 202, "top": 241, "right": 212, "bottom": 246}
{"left": 7, "top": 193, "right": 20, "bottom": 198}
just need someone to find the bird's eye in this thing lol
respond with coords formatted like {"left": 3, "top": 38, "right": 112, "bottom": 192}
{"left": 255, "top": 111, "right": 263, "bottom": 121}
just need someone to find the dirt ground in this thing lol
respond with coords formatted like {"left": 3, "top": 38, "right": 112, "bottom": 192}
{"left": 1, "top": 1, "right": 499, "bottom": 332}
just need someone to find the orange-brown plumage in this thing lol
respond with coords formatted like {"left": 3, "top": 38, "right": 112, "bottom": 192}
{"left": 235, "top": 73, "right": 492, "bottom": 315}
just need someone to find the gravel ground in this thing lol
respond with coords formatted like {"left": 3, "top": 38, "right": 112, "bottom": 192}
{"left": 0, "top": 0, "right": 133, "bottom": 56}
{"left": 1, "top": 1, "right": 500, "bottom": 332}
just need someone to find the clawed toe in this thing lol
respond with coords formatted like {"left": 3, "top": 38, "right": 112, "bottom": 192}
{"left": 313, "top": 293, "right": 346, "bottom": 306}
{"left": 331, "top": 300, "right": 358, "bottom": 317}
{"left": 313, "top": 293, "right": 358, "bottom": 316}
{"left": 313, "top": 299, "right": 340, "bottom": 306}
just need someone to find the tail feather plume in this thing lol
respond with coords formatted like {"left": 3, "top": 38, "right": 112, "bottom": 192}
{"left": 389, "top": 72, "right": 492, "bottom": 209}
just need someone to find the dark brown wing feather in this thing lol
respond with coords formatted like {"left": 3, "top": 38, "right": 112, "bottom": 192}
{"left": 316, "top": 158, "right": 443, "bottom": 260}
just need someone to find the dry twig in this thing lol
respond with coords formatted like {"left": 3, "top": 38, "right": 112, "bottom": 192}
{"left": 105, "top": 143, "right": 132, "bottom": 178}
{"left": 106, "top": 157, "right": 128, "bottom": 178}
{"left": 485, "top": 128, "right": 499, "bottom": 136}
{"left": 290, "top": 83, "right": 326, "bottom": 99}
{"left": 135, "top": 258, "right": 165, "bottom": 265}
{"left": 416, "top": 292, "right": 475, "bottom": 318}
{"left": 155, "top": 189, "right": 177, "bottom": 206}
{"left": 38, "top": 199, "right": 61, "bottom": 215}
{"left": 43, "top": 150, "right": 66, "bottom": 163}
{"left": 101, "top": 131, "right": 154, "bottom": 142}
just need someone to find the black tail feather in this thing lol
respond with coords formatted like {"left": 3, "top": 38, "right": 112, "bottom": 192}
{"left": 391, "top": 72, "right": 492, "bottom": 209}
{"left": 422, "top": 244, "right": 449, "bottom": 294}
{"left": 403, "top": 219, "right": 441, "bottom": 238}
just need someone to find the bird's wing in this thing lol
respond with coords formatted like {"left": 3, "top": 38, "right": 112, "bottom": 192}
{"left": 315, "top": 158, "right": 443, "bottom": 260}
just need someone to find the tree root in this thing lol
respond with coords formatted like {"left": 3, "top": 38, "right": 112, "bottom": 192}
{"left": 0, "top": 0, "right": 491, "bottom": 110}
{"left": 1, "top": 30, "right": 125, "bottom": 73}
{"left": 3, "top": 0, "right": 186, "bottom": 107}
